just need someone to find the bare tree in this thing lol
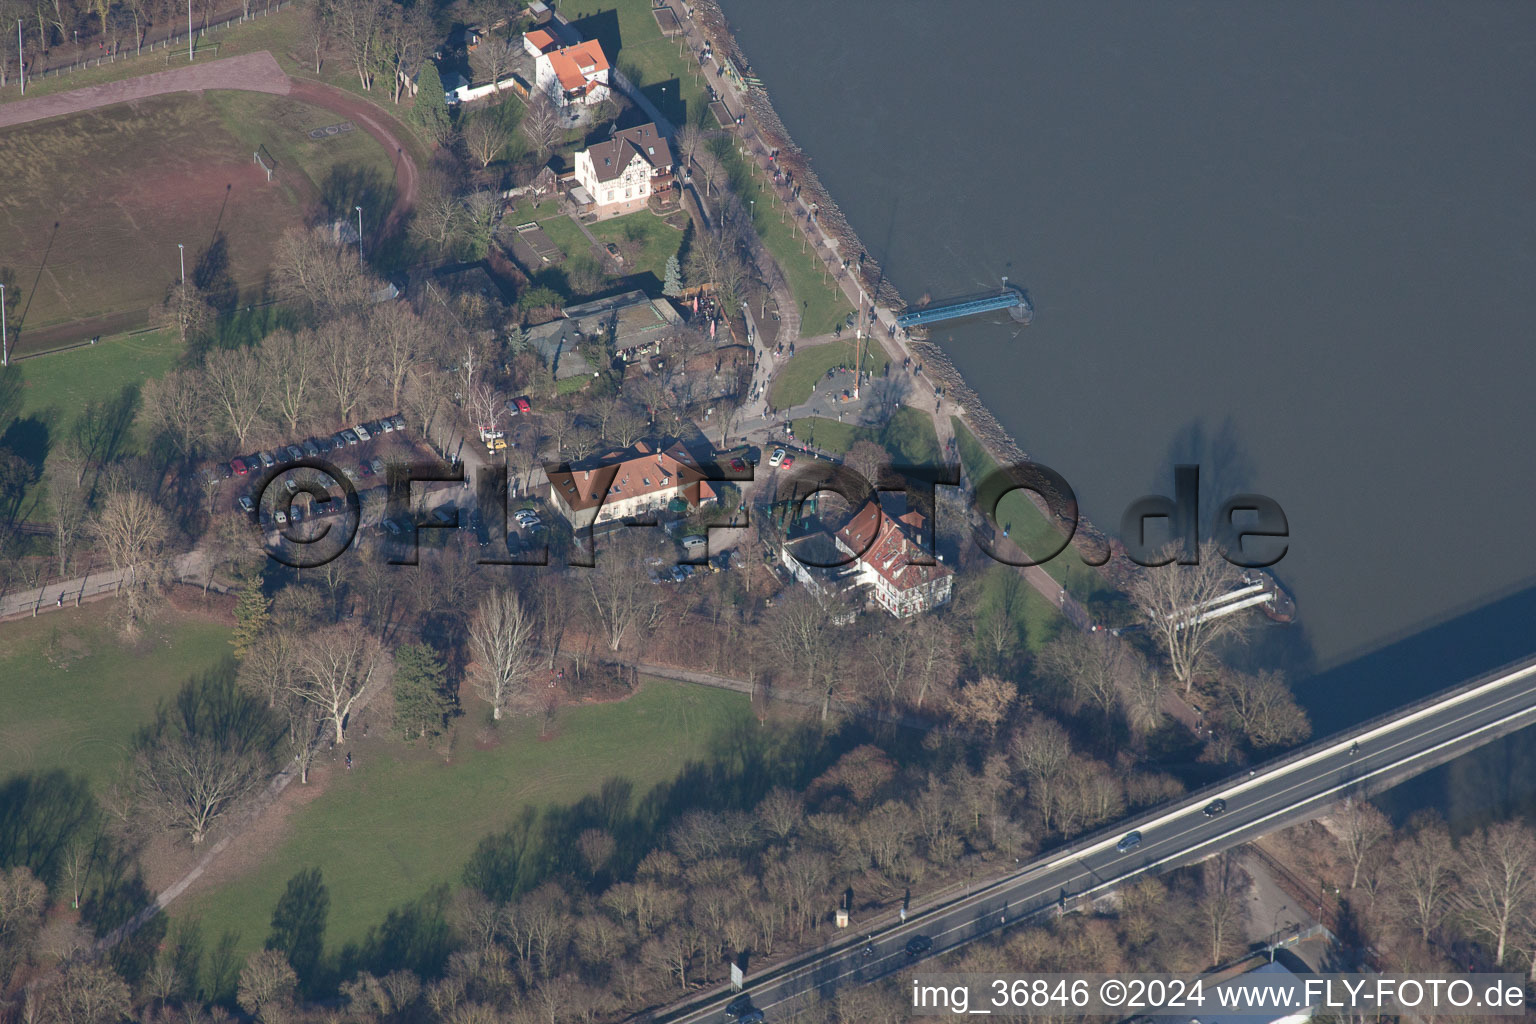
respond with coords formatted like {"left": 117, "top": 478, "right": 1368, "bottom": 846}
{"left": 1388, "top": 818, "right": 1457, "bottom": 941}
{"left": 324, "top": 0, "right": 383, "bottom": 91}
{"left": 1452, "top": 821, "right": 1536, "bottom": 966}
{"left": 152, "top": 280, "right": 217, "bottom": 346}
{"left": 1336, "top": 798, "right": 1393, "bottom": 890}
{"left": 466, "top": 587, "right": 536, "bottom": 720}
{"left": 92, "top": 481, "right": 168, "bottom": 628}
{"left": 139, "top": 368, "right": 209, "bottom": 460}
{"left": 585, "top": 535, "right": 661, "bottom": 652}
{"left": 313, "top": 316, "right": 375, "bottom": 424}
{"left": 462, "top": 116, "right": 513, "bottom": 170}
{"left": 202, "top": 346, "right": 270, "bottom": 449}
{"left": 46, "top": 457, "right": 90, "bottom": 577}
{"left": 468, "top": 30, "right": 517, "bottom": 91}
{"left": 1199, "top": 852, "right": 1246, "bottom": 966}
{"left": 521, "top": 93, "right": 563, "bottom": 164}
{"left": 237, "top": 950, "right": 297, "bottom": 1022}
{"left": 289, "top": 626, "right": 383, "bottom": 744}
{"left": 1035, "top": 629, "right": 1127, "bottom": 722}
{"left": 371, "top": 304, "right": 433, "bottom": 413}
{"left": 272, "top": 226, "right": 373, "bottom": 318}
{"left": 1010, "top": 717, "right": 1073, "bottom": 835}
{"left": 130, "top": 670, "right": 281, "bottom": 845}
{"left": 770, "top": 589, "right": 847, "bottom": 721}
{"left": 1217, "top": 669, "right": 1310, "bottom": 751}
{"left": 379, "top": 2, "right": 429, "bottom": 104}
{"left": 262, "top": 329, "right": 318, "bottom": 437}
{"left": 1128, "top": 542, "right": 1245, "bottom": 694}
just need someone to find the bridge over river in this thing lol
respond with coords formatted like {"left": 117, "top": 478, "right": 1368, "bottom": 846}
{"left": 644, "top": 652, "right": 1536, "bottom": 1024}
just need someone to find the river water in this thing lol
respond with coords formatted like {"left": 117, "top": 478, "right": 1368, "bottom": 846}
{"left": 722, "top": 0, "right": 1536, "bottom": 820}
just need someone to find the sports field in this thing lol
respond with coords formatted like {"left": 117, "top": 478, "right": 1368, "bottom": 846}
{"left": 0, "top": 89, "right": 392, "bottom": 341}
{"left": 177, "top": 678, "right": 755, "bottom": 956}
{"left": 0, "top": 606, "right": 235, "bottom": 789}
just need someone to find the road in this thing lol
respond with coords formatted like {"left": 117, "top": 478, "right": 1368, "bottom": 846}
{"left": 644, "top": 653, "right": 1536, "bottom": 1023}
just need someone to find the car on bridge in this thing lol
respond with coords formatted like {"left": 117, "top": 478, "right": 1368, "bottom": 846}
{"left": 904, "top": 935, "right": 933, "bottom": 958}
{"left": 724, "top": 994, "right": 754, "bottom": 1020}
{"left": 1203, "top": 799, "right": 1228, "bottom": 817}
{"left": 1116, "top": 831, "right": 1142, "bottom": 853}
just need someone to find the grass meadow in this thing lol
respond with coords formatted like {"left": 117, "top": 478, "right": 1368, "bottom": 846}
{"left": 0, "top": 606, "right": 234, "bottom": 789}
{"left": 177, "top": 677, "right": 755, "bottom": 957}
{"left": 769, "top": 338, "right": 890, "bottom": 409}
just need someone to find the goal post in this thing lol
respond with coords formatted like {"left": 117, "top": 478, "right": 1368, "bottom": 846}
{"left": 253, "top": 145, "right": 276, "bottom": 183}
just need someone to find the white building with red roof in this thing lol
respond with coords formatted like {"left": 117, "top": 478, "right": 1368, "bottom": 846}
{"left": 780, "top": 498, "right": 953, "bottom": 618}
{"left": 531, "top": 38, "right": 611, "bottom": 112}
{"left": 546, "top": 441, "right": 716, "bottom": 530}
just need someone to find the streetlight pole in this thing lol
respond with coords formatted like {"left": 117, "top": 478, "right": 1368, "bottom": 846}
{"left": 355, "top": 206, "right": 363, "bottom": 263}
{"left": 1, "top": 283, "right": 8, "bottom": 368}
{"left": 178, "top": 243, "right": 185, "bottom": 285}
{"left": 17, "top": 20, "right": 24, "bottom": 95}
{"left": 187, "top": 0, "right": 193, "bottom": 61}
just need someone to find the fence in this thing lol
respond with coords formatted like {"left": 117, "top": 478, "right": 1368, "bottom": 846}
{"left": 9, "top": 0, "right": 290, "bottom": 87}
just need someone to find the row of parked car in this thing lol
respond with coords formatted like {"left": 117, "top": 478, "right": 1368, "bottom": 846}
{"left": 228, "top": 415, "right": 407, "bottom": 478}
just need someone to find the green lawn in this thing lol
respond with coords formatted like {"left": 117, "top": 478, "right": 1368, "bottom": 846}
{"left": 585, "top": 0, "right": 712, "bottom": 130}
{"left": 951, "top": 417, "right": 1116, "bottom": 604}
{"left": 16, "top": 328, "right": 183, "bottom": 422}
{"left": 587, "top": 210, "right": 684, "bottom": 286}
{"left": 769, "top": 338, "right": 889, "bottom": 408}
{"left": 0, "top": 609, "right": 234, "bottom": 789}
{"left": 792, "top": 406, "right": 940, "bottom": 466}
{"left": 178, "top": 678, "right": 753, "bottom": 956}
{"left": 709, "top": 145, "right": 850, "bottom": 337}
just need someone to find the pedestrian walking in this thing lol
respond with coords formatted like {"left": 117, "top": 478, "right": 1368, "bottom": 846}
{"left": 346, "top": 752, "right": 353, "bottom": 770}
{"left": 57, "top": 594, "right": 64, "bottom": 608}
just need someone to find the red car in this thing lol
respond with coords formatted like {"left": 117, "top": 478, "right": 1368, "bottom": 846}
{"left": 730, "top": 457, "right": 746, "bottom": 472}
{"left": 781, "top": 454, "right": 795, "bottom": 469}
{"left": 515, "top": 396, "right": 532, "bottom": 415}
{"left": 231, "top": 458, "right": 248, "bottom": 476}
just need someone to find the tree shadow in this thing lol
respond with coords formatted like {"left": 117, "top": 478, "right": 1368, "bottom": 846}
{"left": 193, "top": 231, "right": 239, "bottom": 313}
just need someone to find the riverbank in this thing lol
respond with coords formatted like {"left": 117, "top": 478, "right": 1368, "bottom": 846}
{"left": 690, "top": 0, "right": 1130, "bottom": 589}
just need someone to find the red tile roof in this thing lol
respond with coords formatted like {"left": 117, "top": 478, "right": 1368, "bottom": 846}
{"left": 837, "top": 502, "right": 952, "bottom": 592}
{"left": 525, "top": 28, "right": 559, "bottom": 53}
{"left": 546, "top": 441, "right": 714, "bottom": 514}
{"left": 546, "top": 40, "right": 609, "bottom": 95}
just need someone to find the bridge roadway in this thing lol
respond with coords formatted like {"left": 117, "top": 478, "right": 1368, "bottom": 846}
{"left": 641, "top": 653, "right": 1536, "bottom": 1023}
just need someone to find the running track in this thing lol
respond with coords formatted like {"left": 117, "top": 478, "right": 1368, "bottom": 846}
{"left": 0, "top": 52, "right": 419, "bottom": 230}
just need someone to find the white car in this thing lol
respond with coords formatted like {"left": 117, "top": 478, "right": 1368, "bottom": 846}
{"left": 354, "top": 424, "right": 372, "bottom": 442}
{"left": 768, "top": 448, "right": 786, "bottom": 467}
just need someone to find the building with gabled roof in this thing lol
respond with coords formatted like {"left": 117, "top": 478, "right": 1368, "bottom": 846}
{"left": 834, "top": 499, "right": 953, "bottom": 617}
{"left": 574, "top": 123, "right": 673, "bottom": 213}
{"left": 533, "top": 39, "right": 611, "bottom": 112}
{"left": 546, "top": 440, "right": 716, "bottom": 529}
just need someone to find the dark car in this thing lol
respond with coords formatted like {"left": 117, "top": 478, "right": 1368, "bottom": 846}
{"left": 905, "top": 935, "right": 933, "bottom": 958}
{"left": 1203, "top": 799, "right": 1228, "bottom": 817}
{"left": 737, "top": 1012, "right": 764, "bottom": 1024}
{"left": 724, "top": 994, "right": 755, "bottom": 1020}
{"left": 331, "top": 432, "right": 349, "bottom": 450}
{"left": 285, "top": 445, "right": 304, "bottom": 462}
{"left": 1116, "top": 831, "right": 1143, "bottom": 853}
{"left": 302, "top": 440, "right": 321, "bottom": 458}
